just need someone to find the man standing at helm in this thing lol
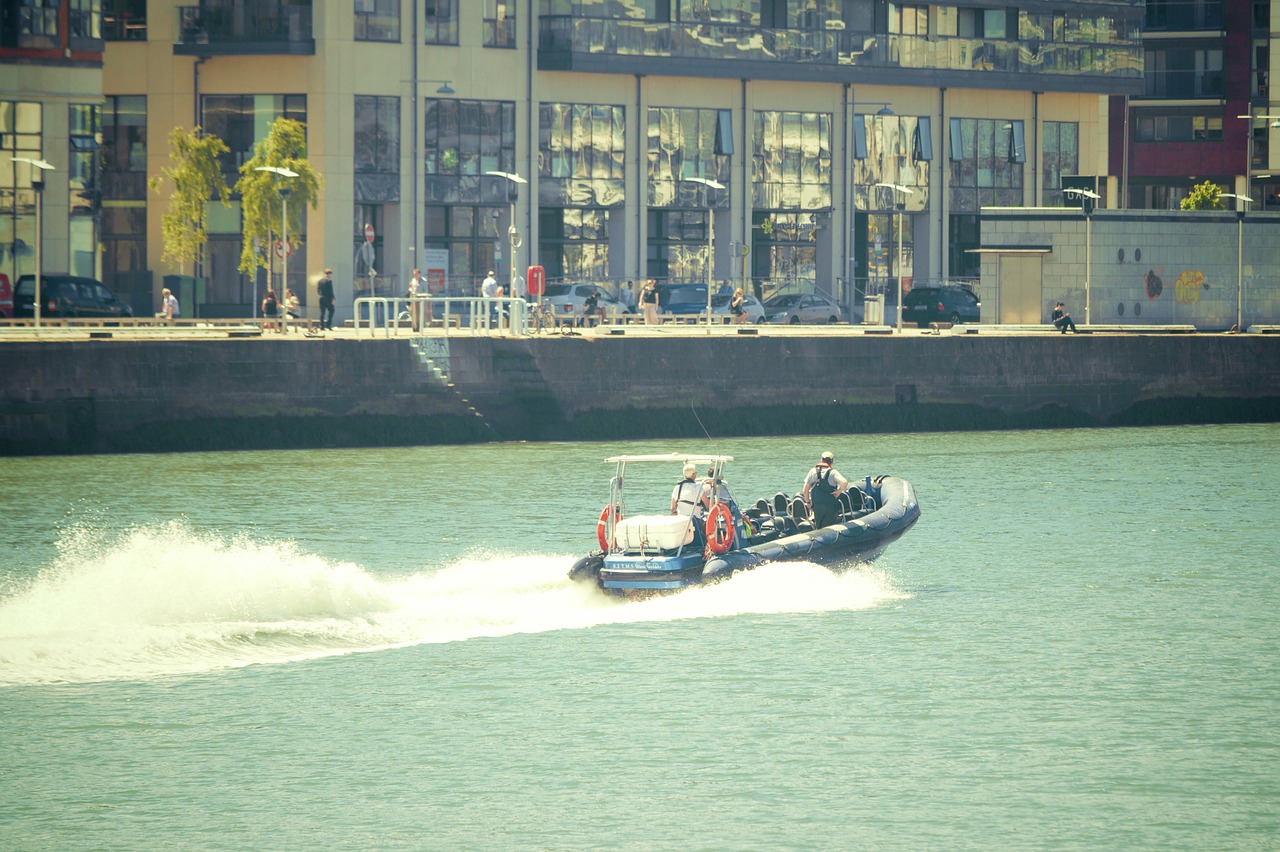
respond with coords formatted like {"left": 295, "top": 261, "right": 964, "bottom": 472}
{"left": 802, "top": 451, "right": 849, "bottom": 529}
{"left": 671, "top": 462, "right": 710, "bottom": 546}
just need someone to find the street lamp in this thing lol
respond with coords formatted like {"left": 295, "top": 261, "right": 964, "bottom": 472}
{"left": 1235, "top": 110, "right": 1280, "bottom": 208}
{"left": 683, "top": 176, "right": 725, "bottom": 330}
{"left": 874, "top": 182, "right": 913, "bottom": 331}
{"left": 485, "top": 170, "right": 527, "bottom": 306}
{"left": 1222, "top": 193, "right": 1254, "bottom": 331}
{"left": 11, "top": 157, "right": 55, "bottom": 330}
{"left": 255, "top": 165, "right": 299, "bottom": 333}
{"left": 1063, "top": 186, "right": 1100, "bottom": 325}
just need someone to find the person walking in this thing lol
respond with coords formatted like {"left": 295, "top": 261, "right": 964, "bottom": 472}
{"left": 640, "top": 279, "right": 660, "bottom": 325}
{"left": 318, "top": 268, "right": 335, "bottom": 330}
{"left": 407, "top": 268, "right": 425, "bottom": 331}
{"left": 261, "top": 288, "right": 280, "bottom": 333}
{"left": 1052, "top": 300, "right": 1078, "bottom": 334}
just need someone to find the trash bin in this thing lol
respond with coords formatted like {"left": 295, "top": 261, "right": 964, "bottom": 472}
{"left": 863, "top": 294, "right": 884, "bottom": 325}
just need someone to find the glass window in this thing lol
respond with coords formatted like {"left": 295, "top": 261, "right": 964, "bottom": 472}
{"left": 354, "top": 96, "right": 400, "bottom": 174}
{"left": 646, "top": 106, "right": 732, "bottom": 208}
{"left": 70, "top": 0, "right": 102, "bottom": 39}
{"left": 1042, "top": 120, "right": 1079, "bottom": 206}
{"left": 538, "top": 101, "right": 625, "bottom": 207}
{"left": 103, "top": 0, "right": 146, "bottom": 40}
{"left": 425, "top": 0, "right": 458, "bottom": 45}
{"left": 0, "top": 101, "right": 44, "bottom": 287}
{"left": 947, "top": 117, "right": 1024, "bottom": 211}
{"left": 751, "top": 110, "right": 831, "bottom": 212}
{"left": 102, "top": 95, "right": 147, "bottom": 200}
{"left": 484, "top": 0, "right": 516, "bottom": 48}
{"left": 19, "top": 0, "right": 59, "bottom": 46}
{"left": 201, "top": 94, "right": 307, "bottom": 184}
{"left": 356, "top": 0, "right": 400, "bottom": 41}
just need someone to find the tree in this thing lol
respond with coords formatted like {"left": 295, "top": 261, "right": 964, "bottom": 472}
{"left": 235, "top": 118, "right": 323, "bottom": 276}
{"left": 1181, "top": 181, "right": 1225, "bottom": 211}
{"left": 149, "top": 127, "right": 231, "bottom": 275}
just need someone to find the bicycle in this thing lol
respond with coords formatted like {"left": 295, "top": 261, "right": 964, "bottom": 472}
{"left": 529, "top": 303, "right": 559, "bottom": 334}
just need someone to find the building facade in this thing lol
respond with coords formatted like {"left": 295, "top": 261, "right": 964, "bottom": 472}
{"left": 28, "top": 1, "right": 1147, "bottom": 322}
{"left": 1112, "top": 0, "right": 1279, "bottom": 211}
{"left": 0, "top": 2, "right": 104, "bottom": 299}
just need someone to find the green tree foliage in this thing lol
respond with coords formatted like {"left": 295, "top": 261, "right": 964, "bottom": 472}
{"left": 1181, "top": 181, "right": 1225, "bottom": 211}
{"left": 149, "top": 127, "right": 231, "bottom": 274}
{"left": 235, "top": 118, "right": 323, "bottom": 275}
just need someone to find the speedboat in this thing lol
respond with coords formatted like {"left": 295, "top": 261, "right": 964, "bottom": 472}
{"left": 568, "top": 453, "right": 921, "bottom": 596}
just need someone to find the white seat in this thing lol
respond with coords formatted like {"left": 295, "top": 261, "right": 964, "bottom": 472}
{"left": 615, "top": 514, "right": 694, "bottom": 551}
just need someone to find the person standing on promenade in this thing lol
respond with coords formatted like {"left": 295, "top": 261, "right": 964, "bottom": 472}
{"left": 318, "top": 268, "right": 335, "bottom": 331}
{"left": 262, "top": 288, "right": 280, "bottom": 333}
{"left": 1052, "top": 300, "right": 1078, "bottom": 333}
{"left": 641, "top": 279, "right": 660, "bottom": 325}
{"left": 407, "top": 268, "right": 425, "bottom": 331}
{"left": 802, "top": 451, "right": 849, "bottom": 529}
{"left": 730, "top": 287, "right": 747, "bottom": 324}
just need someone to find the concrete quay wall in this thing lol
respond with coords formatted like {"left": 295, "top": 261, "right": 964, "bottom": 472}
{"left": 2, "top": 334, "right": 1278, "bottom": 455}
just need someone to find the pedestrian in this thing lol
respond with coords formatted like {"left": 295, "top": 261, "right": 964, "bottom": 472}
{"left": 284, "top": 288, "right": 301, "bottom": 318}
{"left": 261, "top": 288, "right": 280, "bottom": 333}
{"left": 407, "top": 267, "right": 425, "bottom": 331}
{"left": 1052, "top": 300, "right": 1077, "bottom": 333}
{"left": 802, "top": 451, "right": 850, "bottom": 529}
{"left": 730, "top": 287, "right": 747, "bottom": 324}
{"left": 159, "top": 287, "right": 179, "bottom": 321}
{"left": 318, "top": 267, "right": 335, "bottom": 330}
{"left": 581, "top": 289, "right": 600, "bottom": 328}
{"left": 641, "top": 279, "right": 660, "bottom": 325}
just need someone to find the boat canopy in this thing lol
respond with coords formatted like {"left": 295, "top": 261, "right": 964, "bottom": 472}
{"left": 604, "top": 453, "right": 734, "bottom": 464}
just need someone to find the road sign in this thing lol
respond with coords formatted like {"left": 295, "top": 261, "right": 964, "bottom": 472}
{"left": 275, "top": 239, "right": 293, "bottom": 259}
{"left": 364, "top": 223, "right": 375, "bottom": 243}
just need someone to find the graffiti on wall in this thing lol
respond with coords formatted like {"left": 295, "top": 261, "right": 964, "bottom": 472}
{"left": 1173, "top": 269, "right": 1208, "bottom": 304}
{"left": 1145, "top": 269, "right": 1163, "bottom": 299}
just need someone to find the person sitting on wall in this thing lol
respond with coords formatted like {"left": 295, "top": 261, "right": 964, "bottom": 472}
{"left": 1052, "top": 300, "right": 1078, "bottom": 334}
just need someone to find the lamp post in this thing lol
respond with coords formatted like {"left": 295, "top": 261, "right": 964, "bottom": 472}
{"left": 485, "top": 171, "right": 527, "bottom": 305}
{"left": 255, "top": 166, "right": 298, "bottom": 332}
{"left": 874, "top": 182, "right": 913, "bottom": 331}
{"left": 12, "top": 157, "right": 55, "bottom": 330}
{"left": 1221, "top": 193, "right": 1253, "bottom": 331}
{"left": 683, "top": 176, "right": 725, "bottom": 330}
{"left": 1063, "top": 186, "right": 1100, "bottom": 325}
{"left": 1235, "top": 110, "right": 1280, "bottom": 208}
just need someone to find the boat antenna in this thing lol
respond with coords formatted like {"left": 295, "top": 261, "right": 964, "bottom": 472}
{"left": 691, "top": 404, "right": 713, "bottom": 442}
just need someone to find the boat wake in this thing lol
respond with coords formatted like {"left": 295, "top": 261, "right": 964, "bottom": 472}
{"left": 0, "top": 521, "right": 909, "bottom": 686}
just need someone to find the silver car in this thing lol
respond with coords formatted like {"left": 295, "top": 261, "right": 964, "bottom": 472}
{"left": 710, "top": 292, "right": 765, "bottom": 323}
{"left": 763, "top": 293, "right": 843, "bottom": 324}
{"left": 542, "top": 283, "right": 631, "bottom": 323}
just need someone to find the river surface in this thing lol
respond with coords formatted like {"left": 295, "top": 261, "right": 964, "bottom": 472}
{"left": 2, "top": 425, "right": 1278, "bottom": 850}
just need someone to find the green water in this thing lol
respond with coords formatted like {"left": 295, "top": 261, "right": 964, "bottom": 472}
{"left": 1, "top": 425, "right": 1278, "bottom": 849}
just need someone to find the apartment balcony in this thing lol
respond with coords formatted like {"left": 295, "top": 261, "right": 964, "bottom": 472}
{"left": 537, "top": 18, "right": 1143, "bottom": 95}
{"left": 174, "top": 2, "right": 313, "bottom": 56}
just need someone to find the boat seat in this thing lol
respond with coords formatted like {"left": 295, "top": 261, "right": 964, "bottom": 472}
{"left": 614, "top": 514, "right": 694, "bottom": 551}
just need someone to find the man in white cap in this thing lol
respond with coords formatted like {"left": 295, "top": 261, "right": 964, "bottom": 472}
{"left": 802, "top": 451, "right": 849, "bottom": 528}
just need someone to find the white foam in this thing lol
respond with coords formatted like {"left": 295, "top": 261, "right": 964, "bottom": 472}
{"left": 0, "top": 522, "right": 907, "bottom": 685}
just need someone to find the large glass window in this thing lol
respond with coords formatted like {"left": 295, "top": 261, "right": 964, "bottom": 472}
{"left": 1041, "top": 121, "right": 1078, "bottom": 206}
{"left": 752, "top": 110, "right": 831, "bottom": 211}
{"left": 947, "top": 117, "right": 1024, "bottom": 212}
{"left": 485, "top": 0, "right": 516, "bottom": 48}
{"left": 540, "top": 207, "right": 610, "bottom": 282}
{"left": 646, "top": 106, "right": 731, "bottom": 283}
{"left": 201, "top": 94, "right": 307, "bottom": 185}
{"left": 101, "top": 96, "right": 146, "bottom": 298}
{"left": 69, "top": 0, "right": 103, "bottom": 39}
{"left": 354, "top": 95, "right": 400, "bottom": 203}
{"left": 851, "top": 114, "right": 931, "bottom": 209}
{"left": 0, "top": 101, "right": 43, "bottom": 287}
{"left": 103, "top": 0, "right": 146, "bottom": 40}
{"left": 17, "top": 0, "right": 59, "bottom": 47}
{"left": 1133, "top": 110, "right": 1222, "bottom": 143}
{"left": 425, "top": 0, "right": 458, "bottom": 45}
{"left": 1144, "top": 47, "right": 1224, "bottom": 98}
{"left": 356, "top": 0, "right": 400, "bottom": 41}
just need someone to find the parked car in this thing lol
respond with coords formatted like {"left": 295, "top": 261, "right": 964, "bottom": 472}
{"left": 0, "top": 273, "right": 11, "bottom": 318}
{"left": 710, "top": 292, "right": 765, "bottom": 323}
{"left": 543, "top": 283, "right": 630, "bottom": 322}
{"left": 762, "top": 293, "right": 842, "bottom": 324}
{"left": 12, "top": 274, "right": 134, "bottom": 319}
{"left": 659, "top": 284, "right": 709, "bottom": 316}
{"left": 902, "top": 285, "right": 981, "bottom": 327}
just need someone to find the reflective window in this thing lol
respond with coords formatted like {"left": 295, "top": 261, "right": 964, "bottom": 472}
{"left": 1041, "top": 121, "right": 1079, "bottom": 207}
{"left": 851, "top": 114, "right": 931, "bottom": 211}
{"left": 424, "top": 99, "right": 516, "bottom": 201}
{"left": 538, "top": 102, "right": 625, "bottom": 206}
{"left": 101, "top": 95, "right": 146, "bottom": 199}
{"left": 355, "top": 95, "right": 400, "bottom": 204}
{"left": 425, "top": 0, "right": 458, "bottom": 45}
{"left": 1132, "top": 111, "right": 1221, "bottom": 143}
{"left": 103, "top": 0, "right": 146, "bottom": 40}
{"left": 201, "top": 94, "right": 307, "bottom": 185}
{"left": 947, "top": 117, "right": 1024, "bottom": 212}
{"left": 1145, "top": 47, "right": 1223, "bottom": 98}
{"left": 0, "top": 101, "right": 44, "bottom": 287}
{"left": 646, "top": 107, "right": 731, "bottom": 207}
{"left": 751, "top": 110, "right": 831, "bottom": 211}
{"left": 485, "top": 0, "right": 516, "bottom": 47}
{"left": 356, "top": 0, "right": 400, "bottom": 41}
{"left": 70, "top": 0, "right": 102, "bottom": 39}
{"left": 540, "top": 208, "right": 611, "bottom": 282}
{"left": 19, "top": 0, "right": 59, "bottom": 47}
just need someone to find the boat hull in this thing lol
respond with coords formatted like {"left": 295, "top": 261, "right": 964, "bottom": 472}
{"left": 573, "top": 476, "right": 921, "bottom": 596}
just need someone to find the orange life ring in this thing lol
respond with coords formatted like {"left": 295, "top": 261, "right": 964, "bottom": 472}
{"left": 705, "top": 503, "right": 735, "bottom": 554}
{"left": 597, "top": 504, "right": 620, "bottom": 551}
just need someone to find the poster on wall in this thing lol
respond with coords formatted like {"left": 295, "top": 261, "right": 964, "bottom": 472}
{"left": 421, "top": 249, "right": 449, "bottom": 295}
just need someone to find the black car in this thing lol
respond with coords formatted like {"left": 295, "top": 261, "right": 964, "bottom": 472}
{"left": 12, "top": 274, "right": 133, "bottom": 319}
{"left": 902, "top": 285, "right": 981, "bottom": 327}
